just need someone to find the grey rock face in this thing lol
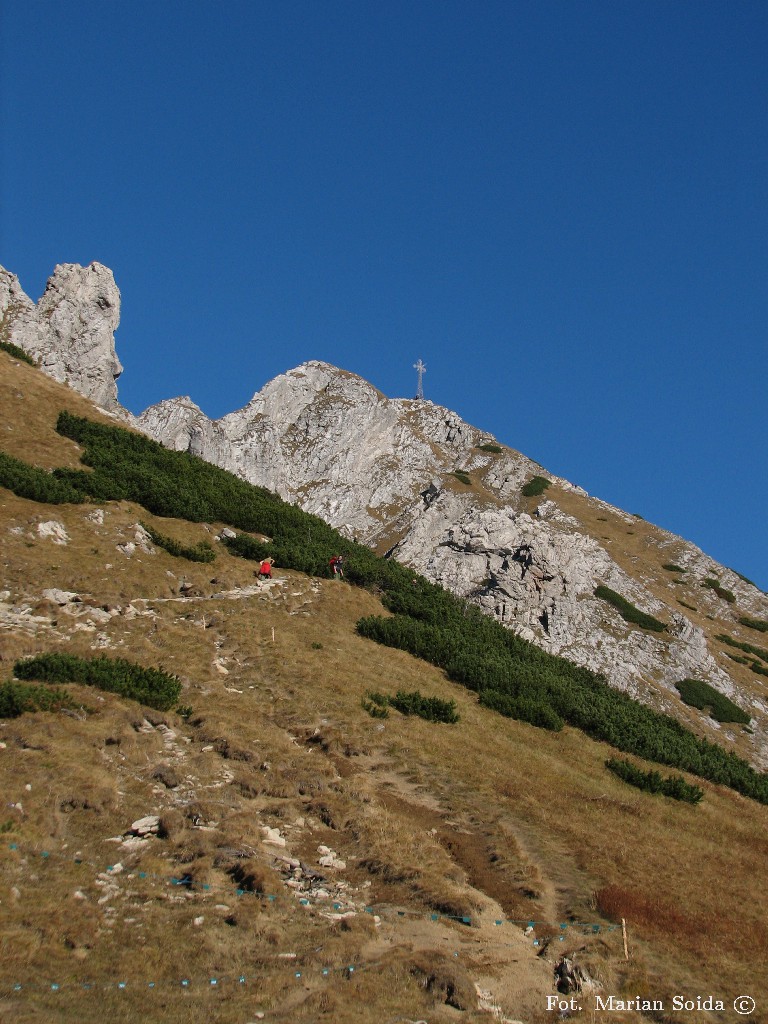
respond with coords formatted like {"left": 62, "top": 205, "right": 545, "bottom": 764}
{"left": 139, "top": 361, "right": 546, "bottom": 541}
{"left": 0, "top": 262, "right": 123, "bottom": 410}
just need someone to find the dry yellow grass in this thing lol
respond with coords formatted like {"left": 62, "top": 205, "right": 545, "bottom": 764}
{"left": 0, "top": 348, "right": 135, "bottom": 469}
{"left": 1, "top": 357, "right": 767, "bottom": 1023}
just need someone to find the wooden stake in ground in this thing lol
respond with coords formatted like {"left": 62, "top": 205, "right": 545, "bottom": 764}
{"left": 271, "top": 626, "right": 275, "bottom": 643}
{"left": 622, "top": 918, "right": 629, "bottom": 960}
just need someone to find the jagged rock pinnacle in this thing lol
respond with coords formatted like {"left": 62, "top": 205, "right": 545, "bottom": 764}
{"left": 0, "top": 261, "right": 122, "bottom": 411}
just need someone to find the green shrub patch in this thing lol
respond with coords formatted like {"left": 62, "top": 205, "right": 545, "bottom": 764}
{"left": 521, "top": 476, "right": 551, "bottom": 497}
{"left": 361, "top": 691, "right": 390, "bottom": 718}
{"left": 389, "top": 689, "right": 459, "bottom": 723}
{"left": 715, "top": 634, "right": 768, "bottom": 664}
{"left": 702, "top": 579, "right": 736, "bottom": 603}
{"left": 362, "top": 689, "right": 459, "bottom": 722}
{"left": 662, "top": 564, "right": 685, "bottom": 573}
{"left": 606, "top": 758, "right": 703, "bottom": 804}
{"left": 479, "top": 690, "right": 564, "bottom": 731}
{"left": 594, "top": 586, "right": 666, "bottom": 632}
{"left": 738, "top": 616, "right": 768, "bottom": 633}
{"left": 675, "top": 679, "right": 751, "bottom": 724}
{"left": 0, "top": 341, "right": 37, "bottom": 366}
{"left": 141, "top": 522, "right": 216, "bottom": 563}
{"left": 0, "top": 451, "right": 85, "bottom": 505}
{"left": 14, "top": 653, "right": 181, "bottom": 711}
{"left": 725, "top": 653, "right": 750, "bottom": 666}
{"left": 369, "top": 689, "right": 459, "bottom": 723}
{"left": 452, "top": 471, "right": 471, "bottom": 486}
{"left": 476, "top": 443, "right": 502, "bottom": 454}
{"left": 0, "top": 681, "right": 80, "bottom": 718}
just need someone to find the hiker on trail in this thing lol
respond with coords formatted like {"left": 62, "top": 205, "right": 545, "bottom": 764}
{"left": 329, "top": 555, "right": 344, "bottom": 578}
{"left": 258, "top": 557, "right": 274, "bottom": 580}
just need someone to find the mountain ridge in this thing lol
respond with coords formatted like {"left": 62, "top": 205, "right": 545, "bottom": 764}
{"left": 3, "top": 261, "right": 767, "bottom": 770}
{"left": 2, "top": 296, "right": 768, "bottom": 1022}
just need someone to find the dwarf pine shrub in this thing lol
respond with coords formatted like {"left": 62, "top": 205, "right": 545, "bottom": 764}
{"left": 0, "top": 681, "right": 80, "bottom": 718}
{"left": 726, "top": 653, "right": 750, "bottom": 666}
{"left": 702, "top": 579, "right": 736, "bottom": 603}
{"left": 0, "top": 451, "right": 85, "bottom": 505}
{"left": 14, "top": 653, "right": 181, "bottom": 711}
{"left": 452, "top": 471, "right": 471, "bottom": 486}
{"left": 0, "top": 340, "right": 37, "bottom": 365}
{"left": 388, "top": 689, "right": 459, "bottom": 723}
{"left": 479, "top": 690, "right": 564, "bottom": 731}
{"left": 140, "top": 522, "right": 215, "bottom": 563}
{"left": 606, "top": 758, "right": 703, "bottom": 804}
{"left": 715, "top": 634, "right": 768, "bottom": 663}
{"left": 663, "top": 564, "right": 685, "bottom": 573}
{"left": 476, "top": 443, "right": 502, "bottom": 454}
{"left": 521, "top": 475, "right": 551, "bottom": 497}
{"left": 361, "top": 691, "right": 390, "bottom": 718}
{"left": 594, "top": 586, "right": 666, "bottom": 632}
{"left": 362, "top": 688, "right": 460, "bottom": 723}
{"left": 675, "top": 679, "right": 751, "bottom": 724}
{"left": 739, "top": 616, "right": 768, "bottom": 633}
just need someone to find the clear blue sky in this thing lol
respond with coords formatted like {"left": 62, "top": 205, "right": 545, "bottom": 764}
{"left": 2, "top": 1, "right": 766, "bottom": 589}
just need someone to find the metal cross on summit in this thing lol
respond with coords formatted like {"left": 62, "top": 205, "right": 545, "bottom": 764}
{"left": 414, "top": 359, "right": 426, "bottom": 400}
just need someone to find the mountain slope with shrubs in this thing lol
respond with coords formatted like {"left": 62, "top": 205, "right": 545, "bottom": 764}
{"left": 1, "top": 347, "right": 767, "bottom": 1024}
{"left": 4, "top": 260, "right": 768, "bottom": 775}
{"left": 2, "top": 403, "right": 765, "bottom": 804}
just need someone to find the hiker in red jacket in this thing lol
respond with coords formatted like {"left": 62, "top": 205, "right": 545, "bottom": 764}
{"left": 258, "top": 557, "right": 274, "bottom": 579}
{"left": 329, "top": 555, "right": 344, "bottom": 578}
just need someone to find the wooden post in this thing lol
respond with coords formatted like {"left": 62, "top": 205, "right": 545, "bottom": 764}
{"left": 271, "top": 627, "right": 275, "bottom": 643}
{"left": 622, "top": 918, "right": 629, "bottom": 960}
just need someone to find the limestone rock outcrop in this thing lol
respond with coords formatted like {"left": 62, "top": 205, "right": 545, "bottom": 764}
{"left": 138, "top": 361, "right": 552, "bottom": 542}
{"left": 0, "top": 262, "right": 123, "bottom": 411}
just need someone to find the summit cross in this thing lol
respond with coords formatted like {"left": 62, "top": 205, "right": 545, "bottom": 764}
{"left": 414, "top": 359, "right": 426, "bottom": 400}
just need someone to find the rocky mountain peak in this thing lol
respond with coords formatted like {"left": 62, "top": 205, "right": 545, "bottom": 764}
{"left": 0, "top": 261, "right": 122, "bottom": 411}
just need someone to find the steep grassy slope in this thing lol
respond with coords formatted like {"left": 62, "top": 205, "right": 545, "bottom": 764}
{"left": 3, "top": 398, "right": 765, "bottom": 801}
{"left": 1, "top": 351, "right": 767, "bottom": 1024}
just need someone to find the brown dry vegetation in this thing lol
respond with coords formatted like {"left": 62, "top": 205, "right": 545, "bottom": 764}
{"left": 1, "top": 355, "right": 768, "bottom": 1024}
